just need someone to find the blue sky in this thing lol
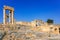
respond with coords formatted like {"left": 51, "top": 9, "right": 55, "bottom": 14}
{"left": 0, "top": 0, "right": 60, "bottom": 24}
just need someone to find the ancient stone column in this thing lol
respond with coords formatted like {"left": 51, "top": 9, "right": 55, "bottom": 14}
{"left": 9, "top": 10, "right": 14, "bottom": 24}
{"left": 3, "top": 8, "right": 5, "bottom": 24}
{"left": 3, "top": 7, "right": 7, "bottom": 24}
{"left": 12, "top": 11, "right": 14, "bottom": 24}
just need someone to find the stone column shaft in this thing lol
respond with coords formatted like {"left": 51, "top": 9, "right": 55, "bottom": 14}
{"left": 3, "top": 9, "right": 5, "bottom": 24}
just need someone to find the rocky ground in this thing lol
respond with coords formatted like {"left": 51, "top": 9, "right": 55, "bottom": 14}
{"left": 0, "top": 25, "right": 60, "bottom": 40}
